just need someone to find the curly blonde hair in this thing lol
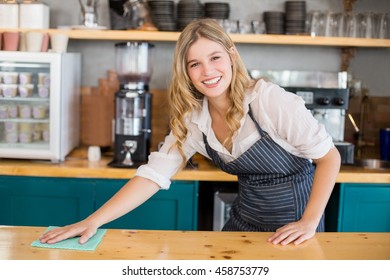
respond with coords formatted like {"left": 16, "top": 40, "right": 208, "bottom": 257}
{"left": 169, "top": 18, "right": 252, "bottom": 165}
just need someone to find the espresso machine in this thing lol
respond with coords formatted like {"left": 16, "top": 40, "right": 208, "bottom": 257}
{"left": 109, "top": 41, "right": 154, "bottom": 168}
{"left": 249, "top": 70, "right": 354, "bottom": 164}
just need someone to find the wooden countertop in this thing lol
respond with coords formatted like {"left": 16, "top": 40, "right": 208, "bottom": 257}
{"left": 1, "top": 226, "right": 389, "bottom": 260}
{"left": 0, "top": 148, "right": 389, "bottom": 183}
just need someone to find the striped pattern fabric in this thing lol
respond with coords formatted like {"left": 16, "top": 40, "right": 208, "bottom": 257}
{"left": 203, "top": 105, "right": 325, "bottom": 232}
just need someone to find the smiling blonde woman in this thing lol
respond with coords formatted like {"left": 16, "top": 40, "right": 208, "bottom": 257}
{"left": 40, "top": 18, "right": 341, "bottom": 246}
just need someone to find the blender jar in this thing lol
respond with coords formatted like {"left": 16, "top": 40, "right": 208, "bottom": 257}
{"left": 115, "top": 41, "right": 154, "bottom": 89}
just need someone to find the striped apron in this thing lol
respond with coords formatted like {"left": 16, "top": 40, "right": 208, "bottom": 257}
{"left": 203, "top": 106, "right": 325, "bottom": 232}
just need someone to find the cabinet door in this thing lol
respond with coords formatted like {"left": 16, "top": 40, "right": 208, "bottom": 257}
{"left": 95, "top": 179, "right": 198, "bottom": 230}
{"left": 338, "top": 183, "right": 390, "bottom": 232}
{"left": 0, "top": 176, "right": 95, "bottom": 227}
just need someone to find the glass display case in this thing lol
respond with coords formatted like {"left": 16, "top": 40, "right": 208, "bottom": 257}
{"left": 0, "top": 51, "right": 81, "bottom": 162}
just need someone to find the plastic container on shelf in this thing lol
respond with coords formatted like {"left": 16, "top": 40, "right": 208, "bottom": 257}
{"left": 18, "top": 84, "right": 34, "bottom": 97}
{"left": 2, "top": 84, "right": 18, "bottom": 97}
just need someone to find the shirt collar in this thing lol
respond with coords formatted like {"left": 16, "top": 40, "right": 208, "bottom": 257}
{"left": 191, "top": 97, "right": 210, "bottom": 133}
{"left": 190, "top": 81, "right": 258, "bottom": 132}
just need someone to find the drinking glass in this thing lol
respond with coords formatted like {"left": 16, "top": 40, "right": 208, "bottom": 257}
{"left": 327, "top": 12, "right": 344, "bottom": 37}
{"left": 378, "top": 13, "right": 389, "bottom": 39}
{"left": 357, "top": 12, "right": 373, "bottom": 38}
{"left": 309, "top": 11, "right": 326, "bottom": 36}
{"left": 238, "top": 20, "right": 253, "bottom": 34}
{"left": 222, "top": 19, "right": 239, "bottom": 34}
{"left": 343, "top": 12, "right": 358, "bottom": 37}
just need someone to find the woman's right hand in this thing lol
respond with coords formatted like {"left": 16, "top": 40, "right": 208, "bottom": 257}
{"left": 39, "top": 176, "right": 160, "bottom": 245}
{"left": 39, "top": 220, "right": 98, "bottom": 244}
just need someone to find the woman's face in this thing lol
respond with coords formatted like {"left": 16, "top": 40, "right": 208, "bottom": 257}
{"left": 186, "top": 37, "right": 233, "bottom": 100}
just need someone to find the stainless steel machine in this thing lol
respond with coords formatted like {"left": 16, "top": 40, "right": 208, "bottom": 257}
{"left": 109, "top": 41, "right": 154, "bottom": 168}
{"left": 250, "top": 70, "right": 354, "bottom": 164}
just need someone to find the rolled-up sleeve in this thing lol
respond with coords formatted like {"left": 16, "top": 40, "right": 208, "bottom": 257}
{"left": 136, "top": 152, "right": 182, "bottom": 189}
{"left": 135, "top": 132, "right": 197, "bottom": 189}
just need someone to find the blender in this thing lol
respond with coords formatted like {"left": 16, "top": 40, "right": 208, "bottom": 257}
{"left": 109, "top": 41, "right": 154, "bottom": 168}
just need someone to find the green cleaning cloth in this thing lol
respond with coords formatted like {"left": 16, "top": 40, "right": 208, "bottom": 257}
{"left": 31, "top": 226, "right": 107, "bottom": 251}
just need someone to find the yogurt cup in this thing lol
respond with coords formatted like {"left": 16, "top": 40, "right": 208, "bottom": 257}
{"left": 32, "top": 104, "right": 49, "bottom": 119}
{"left": 2, "top": 84, "right": 18, "bottom": 97}
{"left": 19, "top": 104, "right": 32, "bottom": 118}
{"left": 32, "top": 130, "right": 41, "bottom": 141}
{"left": 18, "top": 84, "right": 34, "bottom": 97}
{"left": 19, "top": 131, "right": 33, "bottom": 143}
{"left": 2, "top": 72, "right": 18, "bottom": 84}
{"left": 38, "top": 85, "right": 49, "bottom": 98}
{"left": 19, "top": 122, "right": 34, "bottom": 132}
{"left": 0, "top": 105, "right": 8, "bottom": 118}
{"left": 41, "top": 123, "right": 50, "bottom": 142}
{"left": 5, "top": 121, "right": 18, "bottom": 132}
{"left": 19, "top": 72, "right": 33, "bottom": 85}
{"left": 38, "top": 73, "right": 50, "bottom": 86}
{"left": 5, "top": 132, "right": 18, "bottom": 143}
{"left": 7, "top": 103, "right": 18, "bottom": 118}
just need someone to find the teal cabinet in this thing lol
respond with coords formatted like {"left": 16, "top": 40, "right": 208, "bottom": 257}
{"left": 0, "top": 176, "right": 198, "bottom": 230}
{"left": 338, "top": 183, "right": 390, "bottom": 232}
{"left": 95, "top": 180, "right": 198, "bottom": 230}
{"left": 0, "top": 176, "right": 95, "bottom": 227}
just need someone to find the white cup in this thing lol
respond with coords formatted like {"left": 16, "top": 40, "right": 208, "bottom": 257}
{"left": 88, "top": 146, "right": 101, "bottom": 162}
{"left": 26, "top": 31, "right": 44, "bottom": 52}
{"left": 50, "top": 33, "right": 69, "bottom": 53}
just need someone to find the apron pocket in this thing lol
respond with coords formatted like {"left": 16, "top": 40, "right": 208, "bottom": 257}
{"left": 239, "top": 181, "right": 296, "bottom": 228}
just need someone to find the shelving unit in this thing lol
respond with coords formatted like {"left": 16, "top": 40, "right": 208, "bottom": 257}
{"left": 1, "top": 28, "right": 390, "bottom": 48}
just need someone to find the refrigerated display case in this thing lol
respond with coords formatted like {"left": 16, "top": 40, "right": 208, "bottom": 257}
{"left": 0, "top": 51, "right": 81, "bottom": 162}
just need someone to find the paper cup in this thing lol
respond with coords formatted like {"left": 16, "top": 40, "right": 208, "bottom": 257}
{"left": 88, "top": 146, "right": 101, "bottom": 162}
{"left": 3, "top": 32, "right": 19, "bottom": 51}
{"left": 50, "top": 33, "right": 69, "bottom": 53}
{"left": 26, "top": 31, "right": 44, "bottom": 52}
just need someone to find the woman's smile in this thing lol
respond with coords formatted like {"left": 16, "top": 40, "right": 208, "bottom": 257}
{"left": 203, "top": 76, "right": 222, "bottom": 86}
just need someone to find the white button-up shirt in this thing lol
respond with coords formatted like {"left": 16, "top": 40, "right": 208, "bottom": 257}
{"left": 136, "top": 79, "right": 334, "bottom": 189}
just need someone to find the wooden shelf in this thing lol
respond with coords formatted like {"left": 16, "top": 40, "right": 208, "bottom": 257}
{"left": 2, "top": 28, "right": 390, "bottom": 47}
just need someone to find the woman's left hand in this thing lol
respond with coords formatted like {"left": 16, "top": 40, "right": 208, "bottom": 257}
{"left": 267, "top": 221, "right": 316, "bottom": 245}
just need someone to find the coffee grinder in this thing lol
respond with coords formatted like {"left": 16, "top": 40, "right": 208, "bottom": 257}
{"left": 109, "top": 41, "right": 154, "bottom": 168}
